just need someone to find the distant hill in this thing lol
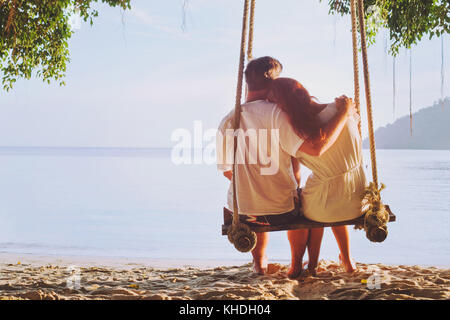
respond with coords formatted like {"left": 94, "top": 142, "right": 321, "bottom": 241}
{"left": 363, "top": 98, "right": 450, "bottom": 150}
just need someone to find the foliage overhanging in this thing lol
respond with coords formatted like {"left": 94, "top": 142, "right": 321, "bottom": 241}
{"left": 324, "top": 0, "right": 449, "bottom": 55}
{"left": 0, "top": 0, "right": 448, "bottom": 90}
{"left": 0, "top": 0, "right": 130, "bottom": 91}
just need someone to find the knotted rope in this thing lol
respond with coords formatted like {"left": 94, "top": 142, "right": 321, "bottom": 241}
{"left": 352, "top": 0, "right": 388, "bottom": 242}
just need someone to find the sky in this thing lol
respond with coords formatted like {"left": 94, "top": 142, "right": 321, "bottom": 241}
{"left": 0, "top": 0, "right": 448, "bottom": 148}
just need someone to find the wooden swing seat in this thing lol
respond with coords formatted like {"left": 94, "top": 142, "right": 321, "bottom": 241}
{"left": 221, "top": 206, "right": 396, "bottom": 235}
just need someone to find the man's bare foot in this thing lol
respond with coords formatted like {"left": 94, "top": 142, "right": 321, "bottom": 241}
{"left": 253, "top": 264, "right": 266, "bottom": 275}
{"left": 253, "top": 256, "right": 268, "bottom": 275}
{"left": 339, "top": 254, "right": 357, "bottom": 273}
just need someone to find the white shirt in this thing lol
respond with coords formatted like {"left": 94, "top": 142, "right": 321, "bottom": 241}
{"left": 217, "top": 100, "right": 304, "bottom": 215}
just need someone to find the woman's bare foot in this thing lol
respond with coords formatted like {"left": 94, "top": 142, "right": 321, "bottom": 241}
{"left": 339, "top": 254, "right": 357, "bottom": 273}
{"left": 304, "top": 260, "right": 319, "bottom": 276}
{"left": 307, "top": 266, "right": 317, "bottom": 276}
{"left": 287, "top": 266, "right": 302, "bottom": 279}
{"left": 287, "top": 261, "right": 308, "bottom": 279}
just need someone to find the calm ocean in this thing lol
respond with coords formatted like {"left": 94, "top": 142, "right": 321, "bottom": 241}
{"left": 0, "top": 148, "right": 448, "bottom": 267}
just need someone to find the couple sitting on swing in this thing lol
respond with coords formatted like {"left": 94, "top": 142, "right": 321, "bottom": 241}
{"left": 217, "top": 56, "right": 367, "bottom": 278}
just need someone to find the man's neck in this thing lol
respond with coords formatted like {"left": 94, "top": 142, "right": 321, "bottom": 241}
{"left": 246, "top": 90, "right": 268, "bottom": 103}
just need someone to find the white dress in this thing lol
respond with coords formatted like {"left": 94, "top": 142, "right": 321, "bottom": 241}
{"left": 296, "top": 103, "right": 367, "bottom": 223}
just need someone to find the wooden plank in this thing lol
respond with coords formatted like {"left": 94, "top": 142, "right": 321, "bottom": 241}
{"left": 221, "top": 205, "right": 396, "bottom": 235}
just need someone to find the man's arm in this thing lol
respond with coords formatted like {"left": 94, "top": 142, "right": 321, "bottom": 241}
{"left": 299, "top": 96, "right": 355, "bottom": 157}
{"left": 217, "top": 111, "right": 234, "bottom": 175}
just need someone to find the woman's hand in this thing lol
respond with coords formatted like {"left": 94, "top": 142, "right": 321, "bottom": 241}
{"left": 335, "top": 95, "right": 357, "bottom": 117}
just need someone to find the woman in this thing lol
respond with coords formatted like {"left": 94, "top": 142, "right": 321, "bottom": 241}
{"left": 268, "top": 78, "right": 367, "bottom": 276}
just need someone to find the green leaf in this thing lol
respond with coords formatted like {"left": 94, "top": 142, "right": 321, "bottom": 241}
{"left": 0, "top": 0, "right": 131, "bottom": 90}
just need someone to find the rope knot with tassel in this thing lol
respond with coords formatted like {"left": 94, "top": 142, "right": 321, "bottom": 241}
{"left": 357, "top": 182, "right": 389, "bottom": 242}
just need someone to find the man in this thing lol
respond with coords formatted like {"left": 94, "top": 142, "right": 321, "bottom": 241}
{"left": 217, "top": 56, "right": 354, "bottom": 276}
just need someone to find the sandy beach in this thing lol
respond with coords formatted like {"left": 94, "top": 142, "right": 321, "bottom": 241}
{"left": 0, "top": 255, "right": 448, "bottom": 300}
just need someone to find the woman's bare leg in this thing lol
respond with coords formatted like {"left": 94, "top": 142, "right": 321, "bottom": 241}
{"left": 331, "top": 225, "right": 356, "bottom": 273}
{"left": 251, "top": 232, "right": 269, "bottom": 275}
{"left": 286, "top": 229, "right": 309, "bottom": 279}
{"left": 306, "top": 227, "right": 324, "bottom": 275}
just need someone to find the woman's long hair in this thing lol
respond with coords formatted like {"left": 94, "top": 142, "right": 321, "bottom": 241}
{"left": 268, "top": 78, "right": 325, "bottom": 141}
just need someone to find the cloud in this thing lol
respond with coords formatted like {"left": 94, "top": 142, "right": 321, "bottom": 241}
{"left": 129, "top": 6, "right": 184, "bottom": 37}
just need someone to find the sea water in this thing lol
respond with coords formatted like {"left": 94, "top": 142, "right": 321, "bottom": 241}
{"left": 0, "top": 148, "right": 448, "bottom": 267}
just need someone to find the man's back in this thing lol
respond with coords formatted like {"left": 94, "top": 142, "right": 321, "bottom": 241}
{"left": 217, "top": 100, "right": 304, "bottom": 215}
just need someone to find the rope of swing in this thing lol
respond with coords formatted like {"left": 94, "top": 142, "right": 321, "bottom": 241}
{"left": 351, "top": 0, "right": 389, "bottom": 243}
{"left": 247, "top": 0, "right": 256, "bottom": 61}
{"left": 354, "top": 0, "right": 379, "bottom": 188}
{"left": 233, "top": 0, "right": 381, "bottom": 224}
{"left": 230, "top": 0, "right": 387, "bottom": 244}
{"left": 231, "top": 0, "right": 255, "bottom": 228}
{"left": 350, "top": 0, "right": 362, "bottom": 137}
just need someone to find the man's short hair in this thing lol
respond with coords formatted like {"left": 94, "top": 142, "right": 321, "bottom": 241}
{"left": 244, "top": 56, "right": 283, "bottom": 91}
